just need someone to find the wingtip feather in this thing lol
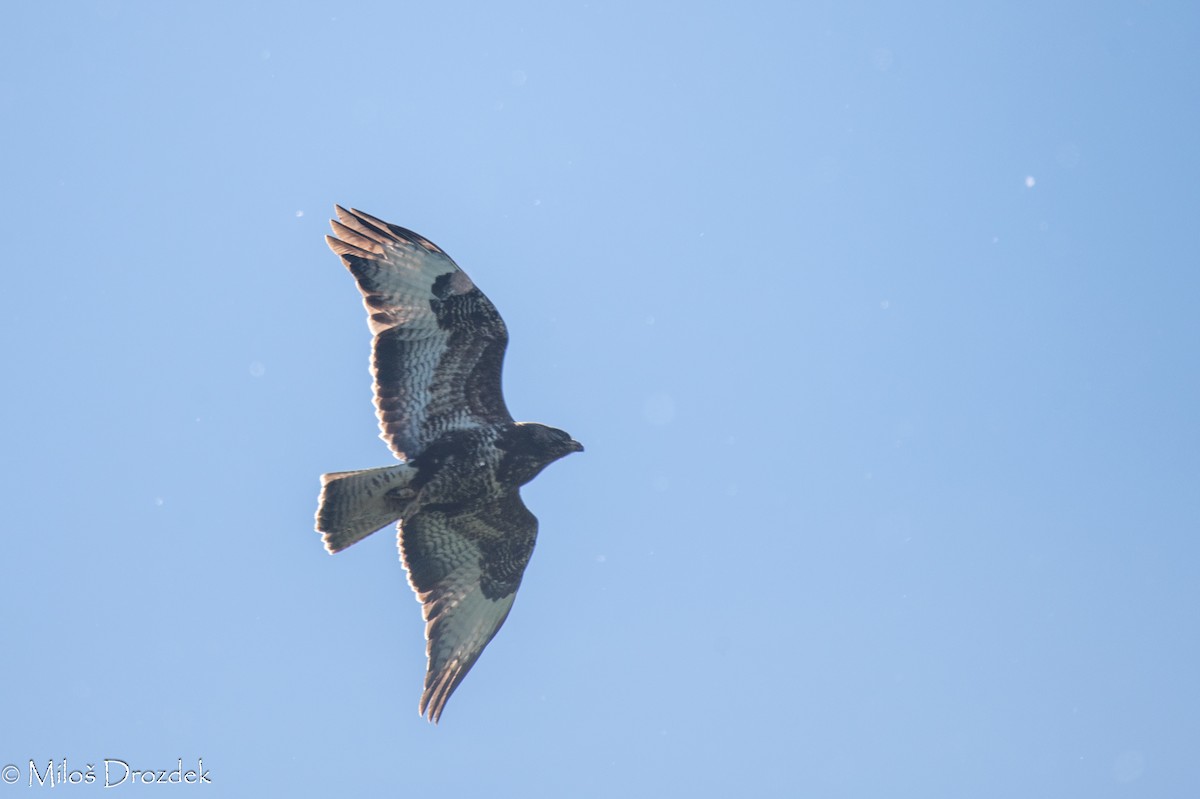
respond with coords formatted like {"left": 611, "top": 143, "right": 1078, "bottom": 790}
{"left": 420, "top": 664, "right": 463, "bottom": 724}
{"left": 330, "top": 219, "right": 387, "bottom": 255}
{"left": 324, "top": 234, "right": 373, "bottom": 259}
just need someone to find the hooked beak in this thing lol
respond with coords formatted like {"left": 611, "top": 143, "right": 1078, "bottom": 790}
{"left": 568, "top": 439, "right": 584, "bottom": 453}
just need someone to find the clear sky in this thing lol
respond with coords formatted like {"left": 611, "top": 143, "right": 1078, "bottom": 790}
{"left": 3, "top": 1, "right": 1198, "bottom": 796}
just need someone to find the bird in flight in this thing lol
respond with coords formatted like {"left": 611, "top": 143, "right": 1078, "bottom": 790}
{"left": 315, "top": 206, "right": 583, "bottom": 723}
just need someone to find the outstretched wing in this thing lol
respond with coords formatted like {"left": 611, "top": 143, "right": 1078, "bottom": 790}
{"left": 399, "top": 492, "right": 538, "bottom": 723}
{"left": 325, "top": 206, "right": 512, "bottom": 460}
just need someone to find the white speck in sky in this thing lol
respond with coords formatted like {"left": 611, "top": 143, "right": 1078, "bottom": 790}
{"left": 295, "top": 210, "right": 304, "bottom": 218}
{"left": 249, "top": 360, "right": 266, "bottom": 377}
{"left": 880, "top": 299, "right": 890, "bottom": 310}
{"left": 1025, "top": 175, "right": 1036, "bottom": 188}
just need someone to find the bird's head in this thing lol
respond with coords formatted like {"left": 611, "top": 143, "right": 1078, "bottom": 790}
{"left": 528, "top": 423, "right": 584, "bottom": 457}
{"left": 499, "top": 423, "right": 583, "bottom": 485}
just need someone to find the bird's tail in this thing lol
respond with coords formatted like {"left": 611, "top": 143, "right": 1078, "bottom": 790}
{"left": 315, "top": 464, "right": 416, "bottom": 553}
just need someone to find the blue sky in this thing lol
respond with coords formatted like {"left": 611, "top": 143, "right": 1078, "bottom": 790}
{"left": 3, "top": 1, "right": 1198, "bottom": 796}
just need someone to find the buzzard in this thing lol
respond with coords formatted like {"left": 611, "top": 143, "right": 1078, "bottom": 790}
{"left": 315, "top": 206, "right": 582, "bottom": 723}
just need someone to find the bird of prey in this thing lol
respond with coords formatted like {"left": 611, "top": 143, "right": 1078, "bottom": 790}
{"left": 315, "top": 206, "right": 583, "bottom": 723}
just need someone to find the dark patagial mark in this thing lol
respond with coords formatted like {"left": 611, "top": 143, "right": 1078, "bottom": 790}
{"left": 430, "top": 272, "right": 503, "bottom": 334}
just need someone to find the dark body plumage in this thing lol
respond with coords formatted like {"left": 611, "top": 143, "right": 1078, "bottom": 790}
{"left": 315, "top": 206, "right": 582, "bottom": 723}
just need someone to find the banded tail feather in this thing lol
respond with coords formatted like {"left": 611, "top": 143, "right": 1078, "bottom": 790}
{"left": 316, "top": 464, "right": 416, "bottom": 553}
